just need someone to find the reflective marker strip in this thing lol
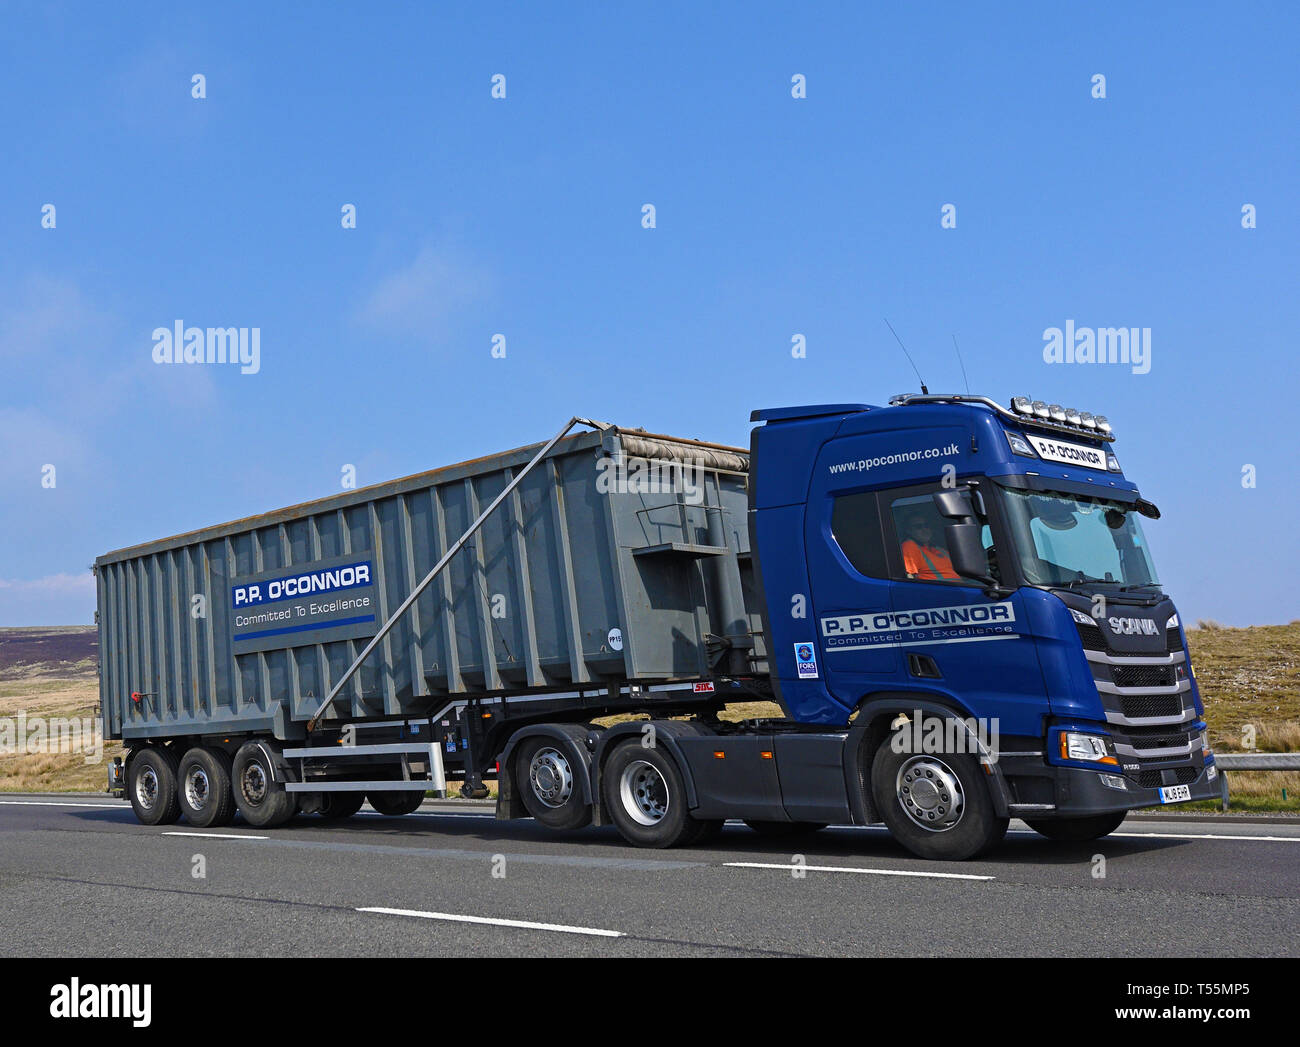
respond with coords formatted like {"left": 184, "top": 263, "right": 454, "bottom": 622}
{"left": 725, "top": 862, "right": 993, "bottom": 881}
{"left": 0, "top": 800, "right": 123, "bottom": 808}
{"left": 358, "top": 906, "right": 624, "bottom": 938}
{"left": 161, "top": 831, "right": 268, "bottom": 840}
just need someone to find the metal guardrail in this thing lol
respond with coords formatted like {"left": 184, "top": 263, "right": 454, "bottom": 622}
{"left": 1214, "top": 753, "right": 1300, "bottom": 771}
{"left": 1211, "top": 752, "right": 1300, "bottom": 811}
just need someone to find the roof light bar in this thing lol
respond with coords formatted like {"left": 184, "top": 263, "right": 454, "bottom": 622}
{"left": 885, "top": 394, "right": 1115, "bottom": 441}
{"left": 1012, "top": 396, "right": 1115, "bottom": 438}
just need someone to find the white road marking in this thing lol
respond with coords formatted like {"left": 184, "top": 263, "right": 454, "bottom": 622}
{"left": 1111, "top": 831, "right": 1300, "bottom": 843}
{"left": 0, "top": 800, "right": 124, "bottom": 808}
{"left": 826, "top": 823, "right": 1300, "bottom": 844}
{"left": 357, "top": 906, "right": 624, "bottom": 937}
{"left": 725, "top": 861, "right": 993, "bottom": 881}
{"left": 161, "top": 831, "right": 268, "bottom": 840}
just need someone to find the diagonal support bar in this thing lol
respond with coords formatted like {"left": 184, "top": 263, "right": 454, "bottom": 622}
{"left": 306, "top": 416, "right": 610, "bottom": 732}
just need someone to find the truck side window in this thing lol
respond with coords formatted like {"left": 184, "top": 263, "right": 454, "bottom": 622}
{"left": 887, "top": 491, "right": 968, "bottom": 584}
{"left": 830, "top": 492, "right": 888, "bottom": 578}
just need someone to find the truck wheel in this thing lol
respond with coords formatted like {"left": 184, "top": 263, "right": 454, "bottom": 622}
{"left": 128, "top": 746, "right": 182, "bottom": 826}
{"left": 871, "top": 734, "right": 1007, "bottom": 861}
{"left": 317, "top": 792, "right": 366, "bottom": 820}
{"left": 1025, "top": 811, "right": 1127, "bottom": 841}
{"left": 177, "top": 746, "right": 236, "bottom": 828}
{"left": 517, "top": 738, "right": 592, "bottom": 830}
{"left": 601, "top": 742, "right": 702, "bottom": 848}
{"left": 367, "top": 791, "right": 425, "bottom": 816}
{"left": 232, "top": 742, "right": 296, "bottom": 828}
{"left": 744, "top": 820, "right": 827, "bottom": 837}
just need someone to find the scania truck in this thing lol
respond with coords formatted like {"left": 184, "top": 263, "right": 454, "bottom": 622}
{"left": 97, "top": 393, "right": 1219, "bottom": 860}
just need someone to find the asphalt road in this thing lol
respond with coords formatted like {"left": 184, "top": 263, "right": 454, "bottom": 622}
{"left": 1, "top": 794, "right": 1297, "bottom": 957}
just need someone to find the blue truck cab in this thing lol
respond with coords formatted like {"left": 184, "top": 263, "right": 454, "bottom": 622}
{"left": 746, "top": 393, "right": 1219, "bottom": 858}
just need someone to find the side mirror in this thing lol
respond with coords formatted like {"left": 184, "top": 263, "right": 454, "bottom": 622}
{"left": 944, "top": 521, "right": 994, "bottom": 585}
{"left": 1136, "top": 498, "right": 1161, "bottom": 520}
{"left": 932, "top": 486, "right": 1004, "bottom": 595}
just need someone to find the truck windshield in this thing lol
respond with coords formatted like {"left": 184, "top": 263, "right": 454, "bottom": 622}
{"left": 998, "top": 486, "right": 1160, "bottom": 589}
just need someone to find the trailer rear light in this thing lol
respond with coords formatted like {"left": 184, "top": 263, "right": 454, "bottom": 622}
{"left": 495, "top": 760, "right": 500, "bottom": 773}
{"left": 130, "top": 692, "right": 142, "bottom": 704}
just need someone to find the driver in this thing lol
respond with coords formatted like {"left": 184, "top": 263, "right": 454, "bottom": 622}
{"left": 900, "top": 514, "right": 959, "bottom": 580}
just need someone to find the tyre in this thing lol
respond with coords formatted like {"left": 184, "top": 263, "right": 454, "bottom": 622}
{"left": 316, "top": 792, "right": 366, "bottom": 820}
{"left": 1025, "top": 811, "right": 1127, "bottom": 841}
{"left": 601, "top": 741, "right": 703, "bottom": 848}
{"left": 744, "top": 820, "right": 827, "bottom": 837}
{"left": 232, "top": 742, "right": 296, "bottom": 828}
{"left": 516, "top": 738, "right": 592, "bottom": 830}
{"left": 870, "top": 730, "right": 1008, "bottom": 861}
{"left": 177, "top": 746, "right": 236, "bottom": 828}
{"left": 127, "top": 746, "right": 182, "bottom": 826}
{"left": 367, "top": 790, "right": 425, "bottom": 816}
{"left": 685, "top": 818, "right": 725, "bottom": 844}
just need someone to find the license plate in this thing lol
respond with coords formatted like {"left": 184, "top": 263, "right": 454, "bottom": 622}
{"left": 1159, "top": 784, "right": 1191, "bottom": 803}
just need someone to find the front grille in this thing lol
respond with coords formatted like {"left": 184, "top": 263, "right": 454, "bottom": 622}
{"left": 1119, "top": 694, "right": 1184, "bottom": 720}
{"left": 1079, "top": 627, "right": 1109, "bottom": 653}
{"left": 1076, "top": 623, "right": 1184, "bottom": 657}
{"left": 1111, "top": 664, "right": 1177, "bottom": 689}
{"left": 1132, "top": 766, "right": 1199, "bottom": 789}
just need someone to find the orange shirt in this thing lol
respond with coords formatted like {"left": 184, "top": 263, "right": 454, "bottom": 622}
{"left": 901, "top": 539, "right": 958, "bottom": 580}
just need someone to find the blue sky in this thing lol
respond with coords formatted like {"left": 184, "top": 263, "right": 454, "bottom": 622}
{"left": 1, "top": 1, "right": 1296, "bottom": 627}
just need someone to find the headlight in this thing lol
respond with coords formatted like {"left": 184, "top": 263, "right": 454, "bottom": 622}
{"left": 1006, "top": 432, "right": 1038, "bottom": 458}
{"left": 1199, "top": 731, "right": 1211, "bottom": 758}
{"left": 1069, "top": 608, "right": 1096, "bottom": 626}
{"left": 1060, "top": 731, "right": 1118, "bottom": 765}
{"left": 1106, "top": 453, "right": 1122, "bottom": 472}
{"left": 1166, "top": 613, "right": 1180, "bottom": 630}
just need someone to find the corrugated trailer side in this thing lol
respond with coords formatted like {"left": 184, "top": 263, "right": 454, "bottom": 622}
{"left": 96, "top": 424, "right": 758, "bottom": 745}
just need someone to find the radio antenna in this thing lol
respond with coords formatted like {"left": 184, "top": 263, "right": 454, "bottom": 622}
{"left": 952, "top": 334, "right": 971, "bottom": 394}
{"left": 884, "top": 318, "right": 928, "bottom": 394}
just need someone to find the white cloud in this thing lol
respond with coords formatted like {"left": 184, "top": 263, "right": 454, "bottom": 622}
{"left": 0, "top": 573, "right": 96, "bottom": 627}
{"left": 357, "top": 245, "right": 490, "bottom": 337}
{"left": 0, "top": 573, "right": 94, "bottom": 595}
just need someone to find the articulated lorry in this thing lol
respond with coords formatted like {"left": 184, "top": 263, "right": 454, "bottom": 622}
{"left": 97, "top": 394, "right": 1219, "bottom": 860}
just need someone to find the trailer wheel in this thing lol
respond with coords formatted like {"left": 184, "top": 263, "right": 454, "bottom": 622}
{"left": 516, "top": 738, "right": 592, "bottom": 830}
{"left": 128, "top": 746, "right": 182, "bottom": 826}
{"left": 602, "top": 742, "right": 702, "bottom": 848}
{"left": 1025, "top": 811, "right": 1127, "bottom": 841}
{"left": 744, "top": 820, "right": 828, "bottom": 837}
{"left": 870, "top": 732, "right": 1007, "bottom": 861}
{"left": 232, "top": 742, "right": 296, "bottom": 828}
{"left": 177, "top": 747, "right": 236, "bottom": 828}
{"left": 317, "top": 792, "right": 366, "bottom": 820}
{"left": 367, "top": 791, "right": 425, "bottom": 816}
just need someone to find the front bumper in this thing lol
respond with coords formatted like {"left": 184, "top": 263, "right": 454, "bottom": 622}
{"left": 1000, "top": 756, "right": 1220, "bottom": 818}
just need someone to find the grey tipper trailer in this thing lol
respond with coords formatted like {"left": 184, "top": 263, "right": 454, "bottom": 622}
{"left": 97, "top": 417, "right": 768, "bottom": 831}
